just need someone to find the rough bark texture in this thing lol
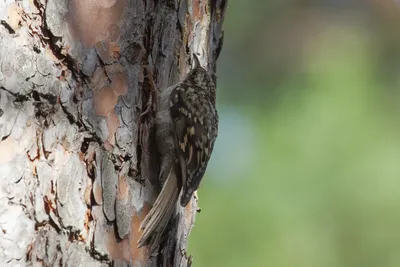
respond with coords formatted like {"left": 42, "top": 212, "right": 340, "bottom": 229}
{"left": 0, "top": 0, "right": 226, "bottom": 266}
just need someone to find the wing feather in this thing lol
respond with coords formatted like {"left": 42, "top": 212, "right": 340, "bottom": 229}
{"left": 169, "top": 84, "right": 218, "bottom": 207}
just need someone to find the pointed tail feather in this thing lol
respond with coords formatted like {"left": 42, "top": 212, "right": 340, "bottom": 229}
{"left": 138, "top": 169, "right": 180, "bottom": 247}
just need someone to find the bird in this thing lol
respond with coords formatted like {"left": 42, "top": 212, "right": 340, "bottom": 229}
{"left": 138, "top": 53, "right": 219, "bottom": 249}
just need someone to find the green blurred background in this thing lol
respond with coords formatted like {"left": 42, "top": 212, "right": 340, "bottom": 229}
{"left": 189, "top": 1, "right": 400, "bottom": 266}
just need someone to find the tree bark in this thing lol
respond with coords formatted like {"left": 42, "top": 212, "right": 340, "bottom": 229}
{"left": 0, "top": 0, "right": 226, "bottom": 266}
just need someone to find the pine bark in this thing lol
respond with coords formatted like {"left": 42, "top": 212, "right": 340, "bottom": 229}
{"left": 0, "top": 0, "right": 226, "bottom": 266}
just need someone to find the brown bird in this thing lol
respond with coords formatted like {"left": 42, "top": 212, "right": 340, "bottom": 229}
{"left": 138, "top": 53, "right": 219, "bottom": 248}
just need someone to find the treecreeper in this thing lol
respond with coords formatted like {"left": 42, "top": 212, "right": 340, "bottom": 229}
{"left": 138, "top": 53, "right": 219, "bottom": 248}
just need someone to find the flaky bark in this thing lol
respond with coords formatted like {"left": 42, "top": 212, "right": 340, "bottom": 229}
{"left": 0, "top": 0, "right": 226, "bottom": 266}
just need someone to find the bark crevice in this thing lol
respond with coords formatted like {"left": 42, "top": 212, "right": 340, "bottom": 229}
{"left": 0, "top": 0, "right": 226, "bottom": 266}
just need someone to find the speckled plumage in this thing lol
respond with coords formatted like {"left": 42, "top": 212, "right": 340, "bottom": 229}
{"left": 138, "top": 54, "right": 218, "bottom": 248}
{"left": 169, "top": 54, "right": 218, "bottom": 206}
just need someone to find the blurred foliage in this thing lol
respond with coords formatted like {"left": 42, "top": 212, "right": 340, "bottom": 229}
{"left": 189, "top": 1, "right": 400, "bottom": 266}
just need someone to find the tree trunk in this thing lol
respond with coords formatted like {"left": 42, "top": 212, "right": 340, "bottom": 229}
{"left": 0, "top": 0, "right": 226, "bottom": 266}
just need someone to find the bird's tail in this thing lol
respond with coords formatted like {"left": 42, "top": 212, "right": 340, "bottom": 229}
{"left": 138, "top": 168, "right": 180, "bottom": 248}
